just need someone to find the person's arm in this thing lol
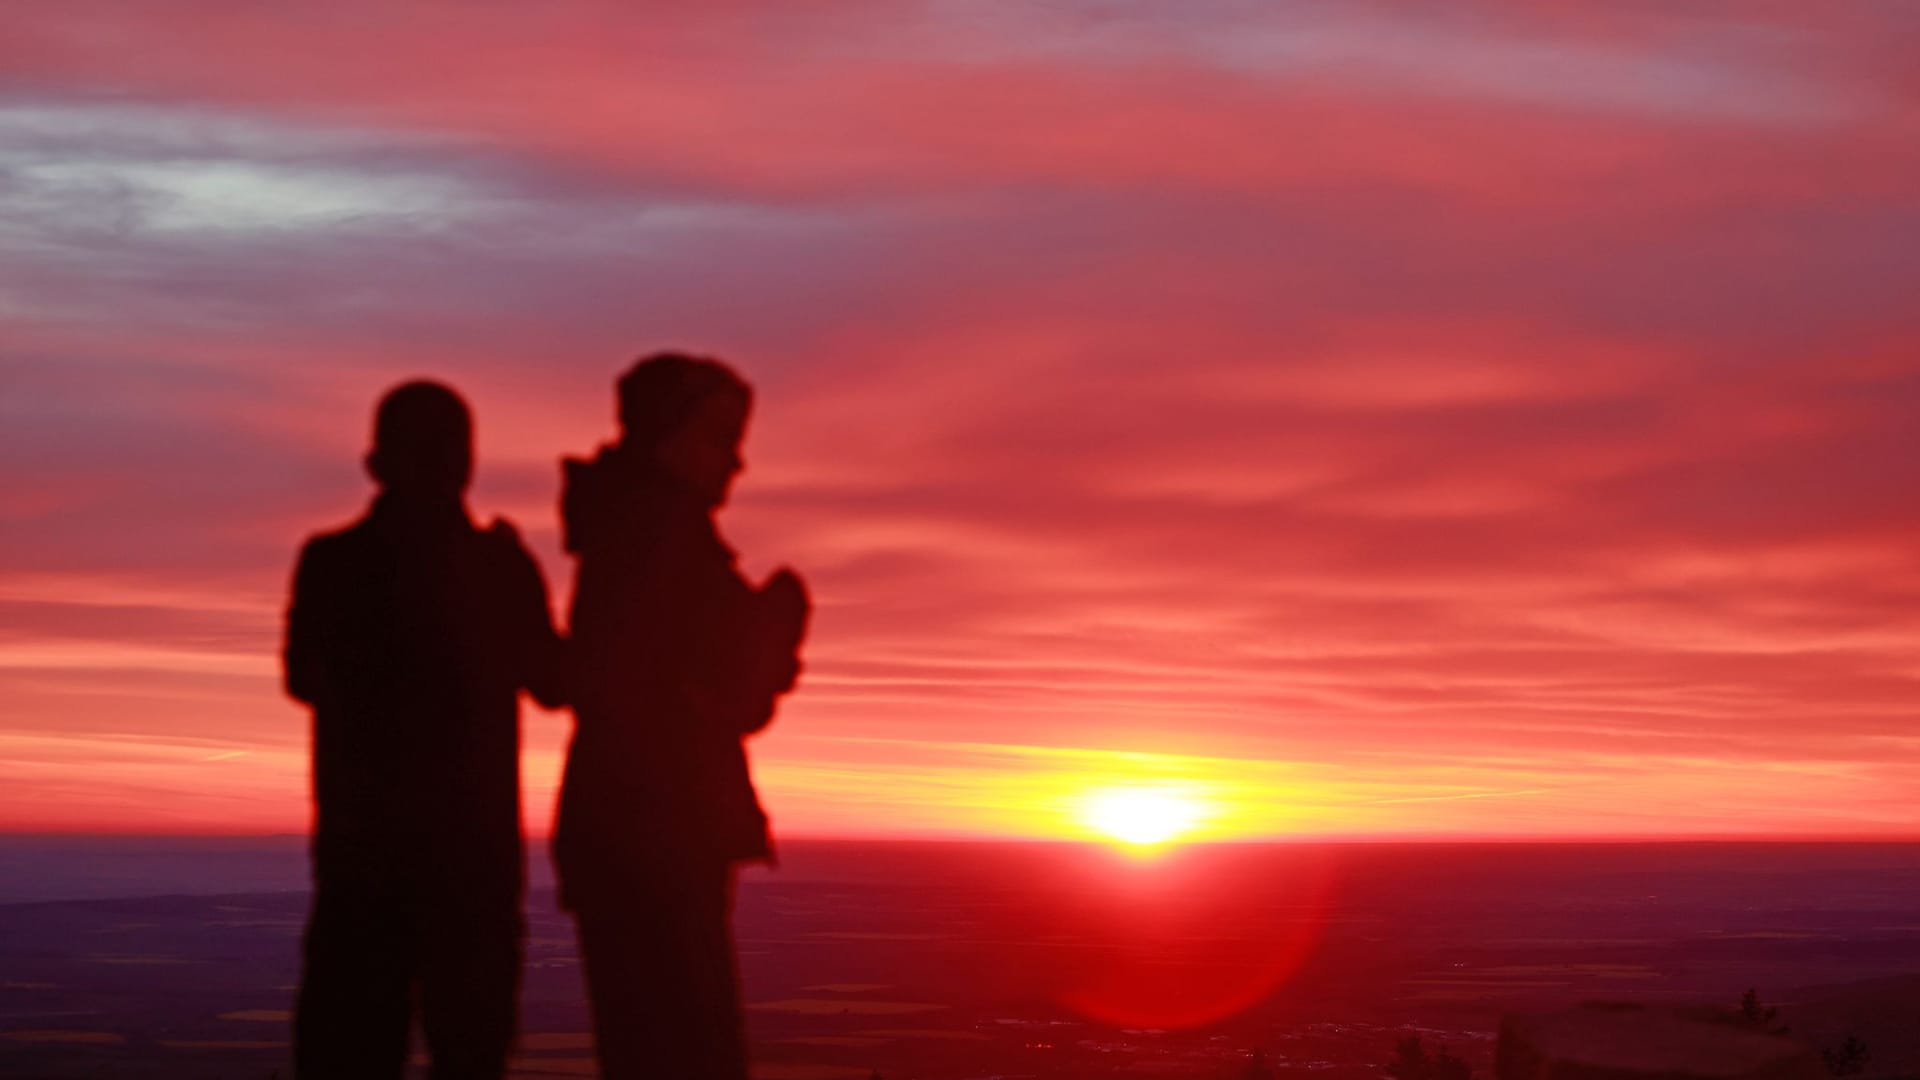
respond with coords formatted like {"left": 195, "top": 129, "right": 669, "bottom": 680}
{"left": 696, "top": 565, "right": 809, "bottom": 737}
{"left": 521, "top": 568, "right": 568, "bottom": 711}
{"left": 494, "top": 519, "right": 568, "bottom": 710}
{"left": 282, "top": 538, "right": 330, "bottom": 707}
{"left": 741, "top": 567, "right": 810, "bottom": 734}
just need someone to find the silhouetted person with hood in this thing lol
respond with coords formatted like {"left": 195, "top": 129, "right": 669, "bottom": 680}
{"left": 284, "top": 381, "right": 564, "bottom": 1079}
{"left": 555, "top": 353, "right": 809, "bottom": 1080}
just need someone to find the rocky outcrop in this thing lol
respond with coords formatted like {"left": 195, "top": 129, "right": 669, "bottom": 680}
{"left": 1498, "top": 1004, "right": 1824, "bottom": 1080}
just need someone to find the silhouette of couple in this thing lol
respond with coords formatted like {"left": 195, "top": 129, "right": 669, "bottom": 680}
{"left": 283, "top": 354, "right": 810, "bottom": 1079}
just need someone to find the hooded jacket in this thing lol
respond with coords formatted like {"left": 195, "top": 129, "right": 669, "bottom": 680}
{"left": 553, "top": 446, "right": 797, "bottom": 901}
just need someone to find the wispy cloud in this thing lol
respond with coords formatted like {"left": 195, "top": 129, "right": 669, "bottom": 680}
{"left": 2, "top": 1, "right": 1918, "bottom": 836}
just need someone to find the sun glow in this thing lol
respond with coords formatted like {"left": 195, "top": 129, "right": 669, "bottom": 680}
{"left": 1081, "top": 787, "right": 1206, "bottom": 848}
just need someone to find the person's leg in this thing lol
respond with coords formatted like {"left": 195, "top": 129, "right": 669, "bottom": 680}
{"left": 294, "top": 877, "right": 414, "bottom": 1080}
{"left": 671, "top": 862, "right": 749, "bottom": 1080}
{"left": 572, "top": 863, "right": 749, "bottom": 1080}
{"left": 573, "top": 894, "right": 673, "bottom": 1080}
{"left": 420, "top": 899, "right": 521, "bottom": 1080}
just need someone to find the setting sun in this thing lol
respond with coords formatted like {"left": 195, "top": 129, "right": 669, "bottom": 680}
{"left": 1081, "top": 788, "right": 1205, "bottom": 847}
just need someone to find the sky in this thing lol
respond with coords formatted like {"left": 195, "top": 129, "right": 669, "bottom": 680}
{"left": 3, "top": 1, "right": 1919, "bottom": 840}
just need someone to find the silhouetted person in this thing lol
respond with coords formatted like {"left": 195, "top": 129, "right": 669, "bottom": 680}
{"left": 555, "top": 353, "right": 809, "bottom": 1080}
{"left": 284, "top": 381, "right": 564, "bottom": 1080}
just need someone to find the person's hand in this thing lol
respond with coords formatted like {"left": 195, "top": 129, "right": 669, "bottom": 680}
{"left": 757, "top": 567, "right": 810, "bottom": 695}
{"left": 762, "top": 567, "right": 810, "bottom": 636}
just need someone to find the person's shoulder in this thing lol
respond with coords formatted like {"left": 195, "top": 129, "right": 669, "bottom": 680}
{"left": 479, "top": 515, "right": 542, "bottom": 566}
{"left": 483, "top": 514, "right": 529, "bottom": 547}
{"left": 288, "top": 512, "right": 377, "bottom": 600}
{"left": 560, "top": 449, "right": 614, "bottom": 553}
{"left": 561, "top": 453, "right": 597, "bottom": 487}
{"left": 296, "top": 511, "right": 375, "bottom": 566}
{"left": 560, "top": 447, "right": 617, "bottom": 502}
{"left": 477, "top": 516, "right": 555, "bottom": 596}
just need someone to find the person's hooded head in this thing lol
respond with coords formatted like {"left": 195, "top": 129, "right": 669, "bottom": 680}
{"left": 364, "top": 380, "right": 473, "bottom": 502}
{"left": 615, "top": 352, "right": 753, "bottom": 509}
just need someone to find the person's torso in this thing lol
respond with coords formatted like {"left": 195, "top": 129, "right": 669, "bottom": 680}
{"left": 556, "top": 460, "right": 769, "bottom": 869}
{"left": 304, "top": 507, "right": 535, "bottom": 858}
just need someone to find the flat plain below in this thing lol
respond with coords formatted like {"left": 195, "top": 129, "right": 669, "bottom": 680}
{"left": 2, "top": 839, "right": 1917, "bottom": 1079}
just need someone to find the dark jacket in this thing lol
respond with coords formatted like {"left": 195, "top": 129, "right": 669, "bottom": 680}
{"left": 553, "top": 447, "right": 797, "bottom": 903}
{"left": 284, "top": 495, "right": 564, "bottom": 901}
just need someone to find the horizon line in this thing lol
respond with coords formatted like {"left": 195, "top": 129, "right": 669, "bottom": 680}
{"left": 5, "top": 830, "right": 1919, "bottom": 846}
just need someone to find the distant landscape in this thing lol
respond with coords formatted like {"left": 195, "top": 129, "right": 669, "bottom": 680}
{"left": 3, "top": 839, "right": 1917, "bottom": 1079}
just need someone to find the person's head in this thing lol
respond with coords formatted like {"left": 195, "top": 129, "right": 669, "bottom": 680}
{"left": 364, "top": 380, "right": 473, "bottom": 500}
{"left": 616, "top": 352, "right": 752, "bottom": 508}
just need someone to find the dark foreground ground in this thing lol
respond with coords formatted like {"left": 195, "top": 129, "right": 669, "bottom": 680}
{"left": 2, "top": 840, "right": 1918, "bottom": 1079}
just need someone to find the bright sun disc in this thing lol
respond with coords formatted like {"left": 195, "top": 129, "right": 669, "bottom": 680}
{"left": 1083, "top": 788, "right": 1203, "bottom": 847}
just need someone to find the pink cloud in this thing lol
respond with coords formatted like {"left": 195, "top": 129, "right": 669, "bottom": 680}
{"left": 2, "top": 1, "right": 1918, "bottom": 837}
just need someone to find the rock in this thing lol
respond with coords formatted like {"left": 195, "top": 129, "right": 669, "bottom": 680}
{"left": 1497, "top": 1003, "right": 1824, "bottom": 1080}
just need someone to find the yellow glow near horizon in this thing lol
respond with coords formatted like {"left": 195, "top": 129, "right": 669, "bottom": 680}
{"left": 1081, "top": 787, "right": 1206, "bottom": 848}
{"left": 754, "top": 740, "right": 1342, "bottom": 844}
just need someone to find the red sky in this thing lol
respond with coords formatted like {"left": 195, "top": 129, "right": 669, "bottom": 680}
{"left": 3, "top": 2, "right": 1919, "bottom": 840}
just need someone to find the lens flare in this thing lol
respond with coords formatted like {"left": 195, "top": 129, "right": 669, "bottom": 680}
{"left": 1037, "top": 843, "right": 1343, "bottom": 1030}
